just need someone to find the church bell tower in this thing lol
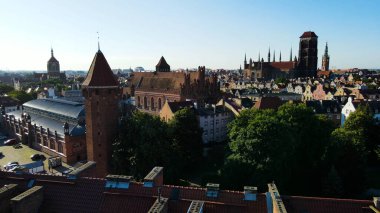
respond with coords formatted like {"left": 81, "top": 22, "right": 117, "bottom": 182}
{"left": 298, "top": 31, "right": 318, "bottom": 77}
{"left": 321, "top": 42, "right": 330, "bottom": 71}
{"left": 82, "top": 49, "right": 120, "bottom": 177}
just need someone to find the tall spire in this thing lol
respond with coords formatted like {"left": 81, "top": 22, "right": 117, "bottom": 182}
{"left": 244, "top": 53, "right": 247, "bottom": 65}
{"left": 279, "top": 51, "right": 282, "bottom": 62}
{"left": 51, "top": 48, "right": 54, "bottom": 57}
{"left": 324, "top": 42, "right": 328, "bottom": 56}
{"left": 290, "top": 47, "right": 293, "bottom": 62}
{"left": 268, "top": 47, "right": 271, "bottom": 62}
{"left": 258, "top": 52, "right": 261, "bottom": 62}
{"left": 273, "top": 50, "right": 276, "bottom": 62}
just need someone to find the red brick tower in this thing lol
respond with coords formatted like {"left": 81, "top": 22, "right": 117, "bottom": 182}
{"left": 82, "top": 50, "right": 120, "bottom": 177}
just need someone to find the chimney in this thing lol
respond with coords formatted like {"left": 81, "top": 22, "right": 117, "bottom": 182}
{"left": 144, "top": 167, "right": 164, "bottom": 187}
{"left": 0, "top": 184, "right": 19, "bottom": 213}
{"left": 206, "top": 183, "right": 219, "bottom": 198}
{"left": 105, "top": 174, "right": 132, "bottom": 189}
{"left": 267, "top": 183, "right": 287, "bottom": 213}
{"left": 244, "top": 186, "right": 258, "bottom": 201}
{"left": 66, "top": 161, "right": 96, "bottom": 179}
{"left": 374, "top": 197, "right": 380, "bottom": 209}
{"left": 187, "top": 200, "right": 204, "bottom": 213}
{"left": 11, "top": 186, "right": 43, "bottom": 213}
{"left": 148, "top": 197, "right": 168, "bottom": 213}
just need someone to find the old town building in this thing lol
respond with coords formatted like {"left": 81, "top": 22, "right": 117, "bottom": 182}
{"left": 1, "top": 99, "right": 86, "bottom": 164}
{"left": 321, "top": 42, "right": 330, "bottom": 71}
{"left": 34, "top": 49, "right": 66, "bottom": 81}
{"left": 82, "top": 49, "right": 121, "bottom": 177}
{"left": 130, "top": 57, "right": 219, "bottom": 115}
{"left": 243, "top": 31, "right": 319, "bottom": 80}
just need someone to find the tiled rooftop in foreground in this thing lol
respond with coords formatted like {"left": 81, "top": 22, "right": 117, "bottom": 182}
{"left": 0, "top": 166, "right": 377, "bottom": 213}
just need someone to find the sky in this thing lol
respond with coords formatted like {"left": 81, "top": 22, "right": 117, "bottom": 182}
{"left": 0, "top": 0, "right": 379, "bottom": 71}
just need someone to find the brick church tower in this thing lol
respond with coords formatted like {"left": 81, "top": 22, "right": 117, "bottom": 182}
{"left": 298, "top": 31, "right": 318, "bottom": 77}
{"left": 82, "top": 50, "right": 120, "bottom": 177}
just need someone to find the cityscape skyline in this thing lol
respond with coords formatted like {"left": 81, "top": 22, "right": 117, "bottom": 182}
{"left": 1, "top": 0, "right": 379, "bottom": 71}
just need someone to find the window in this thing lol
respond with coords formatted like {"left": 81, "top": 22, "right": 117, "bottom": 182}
{"left": 58, "top": 143, "right": 63, "bottom": 153}
{"left": 50, "top": 140, "right": 55, "bottom": 150}
{"left": 216, "top": 119, "right": 219, "bottom": 126}
{"left": 150, "top": 97, "right": 155, "bottom": 110}
{"left": 144, "top": 97, "right": 148, "bottom": 109}
{"left": 204, "top": 121, "right": 208, "bottom": 127}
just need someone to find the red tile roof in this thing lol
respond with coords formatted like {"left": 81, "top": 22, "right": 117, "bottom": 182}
{"left": 253, "top": 96, "right": 283, "bottom": 110}
{"left": 282, "top": 195, "right": 373, "bottom": 213}
{"left": 300, "top": 31, "right": 318, "bottom": 38}
{"left": 270, "top": 61, "right": 295, "bottom": 71}
{"left": 0, "top": 171, "right": 266, "bottom": 213}
{"left": 317, "top": 70, "right": 332, "bottom": 77}
{"left": 82, "top": 51, "right": 119, "bottom": 88}
{"left": 0, "top": 171, "right": 375, "bottom": 213}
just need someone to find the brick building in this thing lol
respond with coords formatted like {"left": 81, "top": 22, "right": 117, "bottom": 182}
{"left": 130, "top": 57, "right": 219, "bottom": 115}
{"left": 82, "top": 49, "right": 121, "bottom": 177}
{"left": 0, "top": 168, "right": 377, "bottom": 213}
{"left": 244, "top": 31, "right": 319, "bottom": 80}
{"left": 1, "top": 99, "right": 87, "bottom": 164}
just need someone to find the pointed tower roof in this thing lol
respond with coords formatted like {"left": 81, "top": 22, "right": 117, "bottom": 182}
{"left": 48, "top": 48, "right": 59, "bottom": 63}
{"left": 324, "top": 42, "right": 329, "bottom": 56}
{"left": 82, "top": 50, "right": 118, "bottom": 88}
{"left": 156, "top": 56, "right": 170, "bottom": 68}
{"left": 155, "top": 56, "right": 170, "bottom": 72}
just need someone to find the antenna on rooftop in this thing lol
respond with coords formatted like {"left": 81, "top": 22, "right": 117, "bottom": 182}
{"left": 97, "top": 32, "right": 100, "bottom": 51}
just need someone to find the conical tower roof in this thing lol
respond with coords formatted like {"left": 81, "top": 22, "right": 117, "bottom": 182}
{"left": 155, "top": 56, "right": 170, "bottom": 72}
{"left": 82, "top": 51, "right": 118, "bottom": 87}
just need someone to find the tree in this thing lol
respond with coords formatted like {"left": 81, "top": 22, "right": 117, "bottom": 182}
{"left": 0, "top": 83, "right": 14, "bottom": 95}
{"left": 325, "top": 128, "right": 367, "bottom": 196}
{"left": 224, "top": 103, "right": 335, "bottom": 194}
{"left": 277, "top": 103, "right": 335, "bottom": 194}
{"left": 168, "top": 107, "right": 203, "bottom": 172}
{"left": 7, "top": 90, "right": 33, "bottom": 104}
{"left": 225, "top": 108, "right": 295, "bottom": 191}
{"left": 112, "top": 111, "right": 173, "bottom": 180}
{"left": 322, "top": 166, "right": 344, "bottom": 197}
{"left": 275, "top": 77, "right": 288, "bottom": 85}
{"left": 343, "top": 105, "right": 380, "bottom": 164}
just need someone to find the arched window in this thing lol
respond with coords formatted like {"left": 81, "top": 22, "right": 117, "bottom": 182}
{"left": 144, "top": 97, "right": 147, "bottom": 109}
{"left": 158, "top": 98, "right": 162, "bottom": 110}
{"left": 150, "top": 97, "right": 155, "bottom": 110}
{"left": 137, "top": 96, "right": 141, "bottom": 108}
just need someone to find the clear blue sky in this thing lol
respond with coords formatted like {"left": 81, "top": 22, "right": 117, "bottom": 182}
{"left": 0, "top": 0, "right": 379, "bottom": 71}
